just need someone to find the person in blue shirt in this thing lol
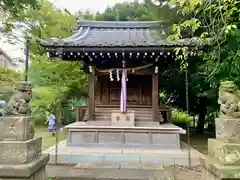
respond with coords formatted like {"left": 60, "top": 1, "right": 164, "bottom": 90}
{"left": 45, "top": 109, "right": 56, "bottom": 136}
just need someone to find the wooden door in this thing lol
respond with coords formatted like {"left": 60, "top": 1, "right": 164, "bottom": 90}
{"left": 95, "top": 75, "right": 152, "bottom": 105}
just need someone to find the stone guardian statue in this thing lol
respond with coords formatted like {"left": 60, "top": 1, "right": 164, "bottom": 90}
{"left": 218, "top": 81, "right": 240, "bottom": 118}
{"left": 3, "top": 82, "right": 32, "bottom": 116}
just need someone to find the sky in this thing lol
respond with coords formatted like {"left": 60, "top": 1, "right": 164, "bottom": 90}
{"left": 2, "top": 0, "right": 134, "bottom": 59}
{"left": 52, "top": 0, "right": 134, "bottom": 13}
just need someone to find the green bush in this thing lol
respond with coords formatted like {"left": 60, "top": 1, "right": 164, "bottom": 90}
{"left": 172, "top": 109, "right": 192, "bottom": 129}
{"left": 32, "top": 115, "right": 47, "bottom": 126}
{"left": 32, "top": 98, "right": 88, "bottom": 126}
{"left": 62, "top": 98, "right": 88, "bottom": 125}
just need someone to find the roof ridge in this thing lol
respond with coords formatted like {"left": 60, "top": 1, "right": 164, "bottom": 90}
{"left": 76, "top": 19, "right": 164, "bottom": 28}
{"left": 0, "top": 48, "right": 13, "bottom": 62}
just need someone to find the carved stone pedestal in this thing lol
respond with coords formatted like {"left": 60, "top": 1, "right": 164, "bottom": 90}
{"left": 201, "top": 118, "right": 240, "bottom": 179}
{"left": 0, "top": 116, "right": 49, "bottom": 180}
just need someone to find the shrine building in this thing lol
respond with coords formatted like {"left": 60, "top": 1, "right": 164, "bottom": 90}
{"left": 38, "top": 20, "right": 199, "bottom": 150}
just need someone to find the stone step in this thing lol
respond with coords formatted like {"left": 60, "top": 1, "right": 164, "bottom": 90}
{"left": 95, "top": 111, "right": 157, "bottom": 114}
{"left": 45, "top": 141, "right": 200, "bottom": 168}
{"left": 94, "top": 114, "right": 162, "bottom": 117}
{"left": 94, "top": 117, "right": 162, "bottom": 122}
{"left": 46, "top": 165, "right": 174, "bottom": 180}
{"left": 94, "top": 117, "right": 162, "bottom": 120}
{"left": 95, "top": 108, "right": 166, "bottom": 110}
{"left": 95, "top": 112, "right": 162, "bottom": 115}
{"left": 94, "top": 111, "right": 163, "bottom": 115}
{"left": 79, "top": 121, "right": 160, "bottom": 127}
{"left": 44, "top": 141, "right": 201, "bottom": 170}
{"left": 94, "top": 118, "right": 161, "bottom": 121}
{"left": 94, "top": 119, "right": 154, "bottom": 122}
{"left": 94, "top": 113, "right": 162, "bottom": 118}
{"left": 84, "top": 108, "right": 164, "bottom": 122}
{"left": 95, "top": 109, "right": 164, "bottom": 113}
{"left": 47, "top": 151, "right": 200, "bottom": 167}
{"left": 95, "top": 112, "right": 163, "bottom": 116}
{"left": 94, "top": 116, "right": 162, "bottom": 120}
{"left": 95, "top": 110, "right": 160, "bottom": 113}
{"left": 94, "top": 114, "right": 160, "bottom": 117}
{"left": 94, "top": 107, "right": 164, "bottom": 110}
{"left": 94, "top": 118, "right": 160, "bottom": 122}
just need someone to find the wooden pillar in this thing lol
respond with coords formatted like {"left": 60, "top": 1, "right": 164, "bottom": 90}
{"left": 166, "top": 109, "right": 172, "bottom": 123}
{"left": 152, "top": 73, "right": 159, "bottom": 121}
{"left": 88, "top": 65, "right": 96, "bottom": 121}
{"left": 76, "top": 108, "right": 80, "bottom": 122}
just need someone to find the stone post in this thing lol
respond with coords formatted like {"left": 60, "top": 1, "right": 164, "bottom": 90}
{"left": 201, "top": 81, "right": 240, "bottom": 179}
{"left": 0, "top": 82, "right": 49, "bottom": 180}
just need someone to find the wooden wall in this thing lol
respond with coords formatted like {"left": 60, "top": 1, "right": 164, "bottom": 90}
{"left": 95, "top": 75, "right": 152, "bottom": 105}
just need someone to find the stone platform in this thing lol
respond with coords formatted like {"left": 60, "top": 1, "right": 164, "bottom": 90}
{"left": 46, "top": 164, "right": 222, "bottom": 180}
{"left": 65, "top": 121, "right": 185, "bottom": 150}
{"left": 47, "top": 165, "right": 175, "bottom": 180}
{"left": 44, "top": 140, "right": 202, "bottom": 168}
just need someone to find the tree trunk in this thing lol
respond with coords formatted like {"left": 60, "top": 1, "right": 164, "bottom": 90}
{"left": 56, "top": 102, "right": 62, "bottom": 126}
{"left": 196, "top": 101, "right": 207, "bottom": 134}
{"left": 196, "top": 112, "right": 206, "bottom": 134}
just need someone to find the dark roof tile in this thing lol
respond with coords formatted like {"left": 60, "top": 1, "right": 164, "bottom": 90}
{"left": 38, "top": 20, "right": 201, "bottom": 48}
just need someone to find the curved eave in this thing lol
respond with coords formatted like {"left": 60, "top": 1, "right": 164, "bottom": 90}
{"left": 36, "top": 26, "right": 90, "bottom": 47}
{"left": 45, "top": 46, "right": 204, "bottom": 56}
{"left": 39, "top": 37, "right": 203, "bottom": 51}
{"left": 36, "top": 37, "right": 50, "bottom": 46}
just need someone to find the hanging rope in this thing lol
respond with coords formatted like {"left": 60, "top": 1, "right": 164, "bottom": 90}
{"left": 96, "top": 63, "right": 153, "bottom": 73}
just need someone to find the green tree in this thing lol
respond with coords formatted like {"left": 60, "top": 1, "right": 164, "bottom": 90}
{"left": 8, "top": 0, "right": 88, "bottom": 122}
{"left": 75, "top": 10, "right": 96, "bottom": 20}
{"left": 0, "top": 67, "right": 21, "bottom": 100}
{"left": 0, "top": 0, "right": 38, "bottom": 15}
{"left": 95, "top": 0, "right": 155, "bottom": 21}
{"left": 151, "top": 0, "right": 240, "bottom": 133}
{"left": 0, "top": 0, "right": 39, "bottom": 36}
{"left": 0, "top": 68, "right": 20, "bottom": 84}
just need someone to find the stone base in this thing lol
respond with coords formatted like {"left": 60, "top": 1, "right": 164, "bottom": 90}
{"left": 200, "top": 155, "right": 240, "bottom": 179}
{"left": 0, "top": 137, "right": 42, "bottom": 164}
{"left": 111, "top": 110, "right": 135, "bottom": 126}
{"left": 0, "top": 154, "right": 49, "bottom": 179}
{"left": 0, "top": 115, "right": 49, "bottom": 180}
{"left": 0, "top": 116, "right": 34, "bottom": 141}
{"left": 215, "top": 117, "right": 240, "bottom": 143}
{"left": 200, "top": 117, "right": 240, "bottom": 179}
{"left": 65, "top": 122, "right": 185, "bottom": 150}
{"left": 208, "top": 139, "right": 240, "bottom": 166}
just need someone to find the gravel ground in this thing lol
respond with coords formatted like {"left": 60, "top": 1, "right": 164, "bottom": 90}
{"left": 165, "top": 165, "right": 204, "bottom": 180}
{"left": 165, "top": 165, "right": 220, "bottom": 180}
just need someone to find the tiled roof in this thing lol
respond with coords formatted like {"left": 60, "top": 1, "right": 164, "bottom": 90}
{"left": 38, "top": 20, "right": 200, "bottom": 48}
